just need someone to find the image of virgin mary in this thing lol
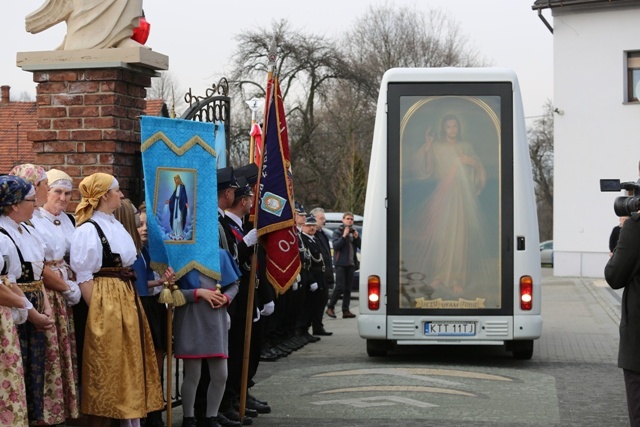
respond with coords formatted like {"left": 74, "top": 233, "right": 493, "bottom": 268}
{"left": 167, "top": 174, "right": 188, "bottom": 240}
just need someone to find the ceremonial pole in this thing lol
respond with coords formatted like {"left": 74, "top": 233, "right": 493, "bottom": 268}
{"left": 239, "top": 40, "right": 277, "bottom": 420}
{"left": 160, "top": 279, "right": 177, "bottom": 427}
{"left": 165, "top": 299, "right": 173, "bottom": 426}
{"left": 164, "top": 90, "right": 187, "bottom": 427}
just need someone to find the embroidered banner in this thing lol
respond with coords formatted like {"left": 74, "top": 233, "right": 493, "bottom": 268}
{"left": 256, "top": 75, "right": 301, "bottom": 294}
{"left": 141, "top": 116, "right": 221, "bottom": 281}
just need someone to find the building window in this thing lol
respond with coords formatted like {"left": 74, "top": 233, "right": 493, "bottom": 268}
{"left": 627, "top": 51, "right": 640, "bottom": 103}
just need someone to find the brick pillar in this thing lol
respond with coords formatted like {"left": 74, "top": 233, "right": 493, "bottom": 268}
{"left": 27, "top": 68, "right": 150, "bottom": 208}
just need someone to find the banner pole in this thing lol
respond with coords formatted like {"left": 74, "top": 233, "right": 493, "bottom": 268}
{"left": 166, "top": 302, "right": 173, "bottom": 426}
{"left": 239, "top": 39, "right": 278, "bottom": 421}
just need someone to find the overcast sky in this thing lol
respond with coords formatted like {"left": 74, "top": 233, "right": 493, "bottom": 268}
{"left": 1, "top": 0, "right": 553, "bottom": 121}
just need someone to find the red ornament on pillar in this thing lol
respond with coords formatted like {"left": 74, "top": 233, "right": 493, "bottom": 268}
{"left": 132, "top": 16, "right": 150, "bottom": 45}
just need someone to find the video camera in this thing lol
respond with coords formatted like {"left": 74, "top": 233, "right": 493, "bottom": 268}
{"left": 600, "top": 179, "right": 640, "bottom": 217}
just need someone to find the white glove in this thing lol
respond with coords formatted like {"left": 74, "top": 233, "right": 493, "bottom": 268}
{"left": 12, "top": 300, "right": 29, "bottom": 325}
{"left": 292, "top": 281, "right": 299, "bottom": 291}
{"left": 12, "top": 308, "right": 28, "bottom": 325}
{"left": 309, "top": 282, "right": 318, "bottom": 292}
{"left": 62, "top": 281, "right": 82, "bottom": 306}
{"left": 254, "top": 307, "right": 261, "bottom": 323}
{"left": 243, "top": 229, "right": 258, "bottom": 246}
{"left": 260, "top": 301, "right": 275, "bottom": 316}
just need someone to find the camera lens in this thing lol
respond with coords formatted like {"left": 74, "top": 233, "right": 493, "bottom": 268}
{"left": 614, "top": 196, "right": 640, "bottom": 217}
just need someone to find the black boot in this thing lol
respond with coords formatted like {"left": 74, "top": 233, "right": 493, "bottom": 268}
{"left": 146, "top": 410, "right": 165, "bottom": 427}
{"left": 182, "top": 417, "right": 197, "bottom": 427}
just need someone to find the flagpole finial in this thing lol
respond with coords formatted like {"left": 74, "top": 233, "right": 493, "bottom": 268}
{"left": 267, "top": 39, "right": 277, "bottom": 73}
{"left": 245, "top": 97, "right": 264, "bottom": 122}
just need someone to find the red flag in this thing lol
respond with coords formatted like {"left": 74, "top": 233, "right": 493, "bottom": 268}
{"left": 250, "top": 122, "right": 263, "bottom": 168}
{"left": 255, "top": 75, "right": 301, "bottom": 294}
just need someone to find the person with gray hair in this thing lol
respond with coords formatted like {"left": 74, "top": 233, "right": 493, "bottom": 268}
{"left": 309, "top": 207, "right": 334, "bottom": 335}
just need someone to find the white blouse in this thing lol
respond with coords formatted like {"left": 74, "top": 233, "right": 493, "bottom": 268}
{"left": 70, "top": 211, "right": 137, "bottom": 284}
{"left": 0, "top": 233, "right": 21, "bottom": 283}
{"left": 0, "top": 215, "right": 46, "bottom": 282}
{"left": 30, "top": 208, "right": 75, "bottom": 261}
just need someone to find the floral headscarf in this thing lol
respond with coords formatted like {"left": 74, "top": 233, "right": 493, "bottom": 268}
{"left": 9, "top": 164, "right": 47, "bottom": 186}
{"left": 0, "top": 175, "right": 33, "bottom": 207}
{"left": 75, "top": 173, "right": 117, "bottom": 226}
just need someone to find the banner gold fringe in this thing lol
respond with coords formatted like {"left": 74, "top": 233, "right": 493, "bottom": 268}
{"left": 141, "top": 131, "right": 218, "bottom": 158}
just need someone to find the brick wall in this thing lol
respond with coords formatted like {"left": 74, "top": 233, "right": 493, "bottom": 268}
{"left": 28, "top": 68, "right": 151, "bottom": 209}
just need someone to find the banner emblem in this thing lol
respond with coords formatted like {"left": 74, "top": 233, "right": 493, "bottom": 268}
{"left": 261, "top": 192, "right": 286, "bottom": 216}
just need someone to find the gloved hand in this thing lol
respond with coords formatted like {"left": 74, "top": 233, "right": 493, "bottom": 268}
{"left": 12, "top": 297, "right": 32, "bottom": 325}
{"left": 254, "top": 307, "right": 261, "bottom": 323}
{"left": 12, "top": 307, "right": 28, "bottom": 325}
{"left": 292, "top": 281, "right": 299, "bottom": 291}
{"left": 309, "top": 282, "right": 318, "bottom": 292}
{"left": 260, "top": 301, "right": 275, "bottom": 316}
{"left": 243, "top": 229, "right": 258, "bottom": 246}
{"left": 62, "top": 281, "right": 82, "bottom": 306}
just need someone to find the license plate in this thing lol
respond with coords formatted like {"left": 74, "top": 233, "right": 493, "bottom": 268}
{"left": 424, "top": 321, "right": 476, "bottom": 336}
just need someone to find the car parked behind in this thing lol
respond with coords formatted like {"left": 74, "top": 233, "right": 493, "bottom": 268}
{"left": 540, "top": 240, "right": 553, "bottom": 267}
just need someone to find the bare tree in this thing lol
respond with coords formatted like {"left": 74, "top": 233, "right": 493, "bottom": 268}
{"left": 147, "top": 71, "right": 186, "bottom": 115}
{"left": 341, "top": 4, "right": 486, "bottom": 101}
{"left": 528, "top": 100, "right": 554, "bottom": 240}
{"left": 324, "top": 4, "right": 484, "bottom": 213}
{"left": 228, "top": 20, "right": 348, "bottom": 207}
{"left": 225, "top": 6, "right": 486, "bottom": 214}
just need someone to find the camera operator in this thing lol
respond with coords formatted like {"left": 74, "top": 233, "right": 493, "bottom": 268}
{"left": 326, "top": 212, "right": 361, "bottom": 319}
{"left": 605, "top": 210, "right": 640, "bottom": 426}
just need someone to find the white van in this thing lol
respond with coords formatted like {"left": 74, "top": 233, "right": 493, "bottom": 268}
{"left": 358, "top": 68, "right": 542, "bottom": 359}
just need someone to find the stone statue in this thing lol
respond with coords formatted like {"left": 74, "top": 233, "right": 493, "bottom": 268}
{"left": 26, "top": 0, "right": 145, "bottom": 50}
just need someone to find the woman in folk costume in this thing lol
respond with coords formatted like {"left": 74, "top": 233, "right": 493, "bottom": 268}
{"left": 0, "top": 176, "right": 52, "bottom": 426}
{"left": 0, "top": 174, "right": 55, "bottom": 423}
{"left": 114, "top": 199, "right": 170, "bottom": 427}
{"left": 13, "top": 165, "right": 82, "bottom": 424}
{"left": 0, "top": 232, "right": 31, "bottom": 426}
{"left": 70, "top": 173, "right": 163, "bottom": 427}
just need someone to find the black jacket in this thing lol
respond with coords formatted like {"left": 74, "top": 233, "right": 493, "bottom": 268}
{"left": 332, "top": 225, "right": 361, "bottom": 267}
{"left": 605, "top": 213, "right": 640, "bottom": 372}
{"left": 316, "top": 229, "right": 335, "bottom": 285}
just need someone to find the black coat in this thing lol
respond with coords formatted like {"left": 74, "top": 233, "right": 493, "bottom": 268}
{"left": 316, "top": 229, "right": 335, "bottom": 285}
{"left": 299, "top": 233, "right": 326, "bottom": 289}
{"left": 605, "top": 213, "right": 640, "bottom": 372}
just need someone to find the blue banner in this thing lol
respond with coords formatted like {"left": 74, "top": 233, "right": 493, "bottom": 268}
{"left": 215, "top": 120, "right": 227, "bottom": 168}
{"left": 140, "top": 116, "right": 221, "bottom": 282}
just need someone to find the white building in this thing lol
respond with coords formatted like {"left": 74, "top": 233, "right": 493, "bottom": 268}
{"left": 532, "top": 0, "right": 640, "bottom": 277}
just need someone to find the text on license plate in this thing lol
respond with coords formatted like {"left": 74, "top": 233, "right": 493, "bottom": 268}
{"left": 424, "top": 321, "right": 476, "bottom": 336}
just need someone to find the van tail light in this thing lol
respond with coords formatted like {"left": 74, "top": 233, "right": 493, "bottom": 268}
{"left": 520, "top": 276, "right": 533, "bottom": 310}
{"left": 368, "top": 275, "right": 381, "bottom": 310}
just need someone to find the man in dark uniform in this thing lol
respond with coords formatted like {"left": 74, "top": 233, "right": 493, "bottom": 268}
{"left": 230, "top": 163, "right": 274, "bottom": 406}
{"left": 220, "top": 173, "right": 272, "bottom": 422}
{"left": 310, "top": 207, "right": 334, "bottom": 336}
{"left": 295, "top": 215, "right": 326, "bottom": 341}
{"left": 195, "top": 166, "right": 243, "bottom": 427}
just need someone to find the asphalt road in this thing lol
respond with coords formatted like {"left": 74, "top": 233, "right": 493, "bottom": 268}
{"left": 167, "top": 268, "right": 629, "bottom": 427}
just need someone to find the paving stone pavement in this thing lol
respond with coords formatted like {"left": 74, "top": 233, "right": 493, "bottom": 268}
{"left": 156, "top": 273, "right": 629, "bottom": 427}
